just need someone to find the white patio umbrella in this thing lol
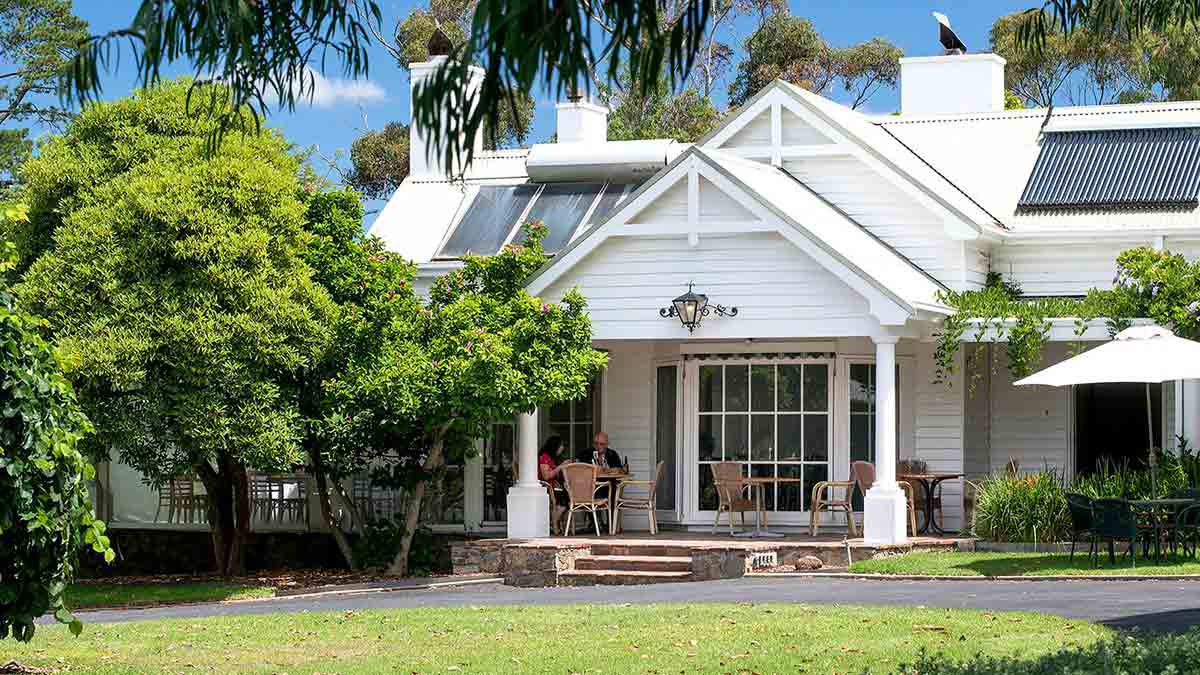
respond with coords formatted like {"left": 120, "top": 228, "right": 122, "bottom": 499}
{"left": 1014, "top": 325, "right": 1200, "bottom": 498}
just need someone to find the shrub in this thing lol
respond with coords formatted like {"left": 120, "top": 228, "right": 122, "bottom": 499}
{"left": 351, "top": 518, "right": 440, "bottom": 576}
{"left": 972, "top": 469, "right": 1069, "bottom": 543}
{"left": 895, "top": 627, "right": 1200, "bottom": 674}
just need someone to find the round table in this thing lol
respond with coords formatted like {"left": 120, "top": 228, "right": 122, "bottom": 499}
{"left": 733, "top": 476, "right": 803, "bottom": 538}
{"left": 898, "top": 472, "right": 962, "bottom": 535}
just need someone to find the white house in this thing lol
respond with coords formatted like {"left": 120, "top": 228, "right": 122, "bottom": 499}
{"left": 369, "top": 48, "right": 1200, "bottom": 546}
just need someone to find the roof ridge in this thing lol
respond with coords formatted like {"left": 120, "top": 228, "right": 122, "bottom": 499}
{"left": 881, "top": 103, "right": 1200, "bottom": 126}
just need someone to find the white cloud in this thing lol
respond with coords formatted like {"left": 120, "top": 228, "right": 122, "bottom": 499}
{"left": 297, "top": 67, "right": 386, "bottom": 108}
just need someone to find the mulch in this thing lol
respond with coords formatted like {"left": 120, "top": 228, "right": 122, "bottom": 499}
{"left": 74, "top": 568, "right": 404, "bottom": 592}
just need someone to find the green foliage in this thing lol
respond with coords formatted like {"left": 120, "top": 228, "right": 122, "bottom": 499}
{"left": 351, "top": 519, "right": 439, "bottom": 575}
{"left": 898, "top": 627, "right": 1200, "bottom": 675}
{"left": 934, "top": 246, "right": 1200, "bottom": 385}
{"left": 0, "top": 227, "right": 109, "bottom": 642}
{"left": 1004, "top": 90, "right": 1025, "bottom": 110}
{"left": 347, "top": 122, "right": 410, "bottom": 201}
{"left": 1071, "top": 451, "right": 1190, "bottom": 500}
{"left": 63, "top": 1, "right": 381, "bottom": 150}
{"left": 728, "top": 12, "right": 902, "bottom": 109}
{"left": 972, "top": 469, "right": 1071, "bottom": 543}
{"left": 602, "top": 71, "right": 723, "bottom": 143}
{"left": 12, "top": 79, "right": 335, "bottom": 574}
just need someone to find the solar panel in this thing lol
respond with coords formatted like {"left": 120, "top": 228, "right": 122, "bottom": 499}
{"left": 437, "top": 185, "right": 539, "bottom": 258}
{"left": 1019, "top": 127, "right": 1200, "bottom": 211}
{"left": 586, "top": 183, "right": 632, "bottom": 227}
{"left": 518, "top": 183, "right": 604, "bottom": 253}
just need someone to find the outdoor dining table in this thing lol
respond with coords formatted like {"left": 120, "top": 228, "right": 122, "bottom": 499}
{"left": 733, "top": 476, "right": 803, "bottom": 539}
{"left": 594, "top": 466, "right": 630, "bottom": 530}
{"left": 898, "top": 472, "right": 963, "bottom": 536}
{"left": 1130, "top": 498, "right": 1197, "bottom": 560}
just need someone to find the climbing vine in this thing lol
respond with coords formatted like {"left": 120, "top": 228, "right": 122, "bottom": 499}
{"left": 933, "top": 247, "right": 1200, "bottom": 387}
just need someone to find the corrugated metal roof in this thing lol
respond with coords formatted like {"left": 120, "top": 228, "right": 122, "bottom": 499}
{"left": 1019, "top": 127, "right": 1200, "bottom": 211}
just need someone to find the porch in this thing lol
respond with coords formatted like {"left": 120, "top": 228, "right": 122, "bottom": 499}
{"left": 452, "top": 531, "right": 975, "bottom": 586}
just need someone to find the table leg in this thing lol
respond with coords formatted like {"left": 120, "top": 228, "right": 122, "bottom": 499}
{"left": 926, "top": 478, "right": 945, "bottom": 536}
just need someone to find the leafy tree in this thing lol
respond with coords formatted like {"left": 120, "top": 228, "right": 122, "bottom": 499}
{"left": 347, "top": 122, "right": 410, "bottom": 201}
{"left": 602, "top": 72, "right": 722, "bottom": 143}
{"left": 728, "top": 12, "right": 902, "bottom": 109}
{"left": 326, "top": 223, "right": 606, "bottom": 575}
{"left": 0, "top": 223, "right": 111, "bottom": 643}
{"left": 0, "top": 0, "right": 87, "bottom": 184}
{"left": 993, "top": 10, "right": 1148, "bottom": 107}
{"left": 65, "top": 0, "right": 711, "bottom": 174}
{"left": 689, "top": 0, "right": 786, "bottom": 98}
{"left": 12, "top": 80, "right": 335, "bottom": 576}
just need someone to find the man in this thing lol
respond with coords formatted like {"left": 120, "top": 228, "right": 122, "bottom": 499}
{"left": 582, "top": 431, "right": 623, "bottom": 470}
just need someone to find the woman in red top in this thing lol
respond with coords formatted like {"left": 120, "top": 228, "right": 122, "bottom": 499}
{"left": 538, "top": 435, "right": 566, "bottom": 491}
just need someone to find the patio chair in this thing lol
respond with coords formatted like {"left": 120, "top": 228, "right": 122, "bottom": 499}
{"left": 850, "top": 461, "right": 918, "bottom": 536}
{"left": 612, "top": 461, "right": 664, "bottom": 535}
{"left": 809, "top": 479, "right": 856, "bottom": 537}
{"left": 155, "top": 475, "right": 201, "bottom": 524}
{"left": 1064, "top": 493, "right": 1096, "bottom": 562}
{"left": 1175, "top": 504, "right": 1200, "bottom": 559}
{"left": 560, "top": 462, "right": 609, "bottom": 536}
{"left": 250, "top": 474, "right": 276, "bottom": 523}
{"left": 1091, "top": 498, "right": 1152, "bottom": 567}
{"left": 711, "top": 462, "right": 756, "bottom": 535}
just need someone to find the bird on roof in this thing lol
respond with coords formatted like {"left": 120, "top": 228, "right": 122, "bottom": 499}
{"left": 933, "top": 12, "right": 967, "bottom": 55}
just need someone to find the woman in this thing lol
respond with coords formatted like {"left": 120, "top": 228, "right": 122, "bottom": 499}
{"left": 538, "top": 435, "right": 569, "bottom": 531}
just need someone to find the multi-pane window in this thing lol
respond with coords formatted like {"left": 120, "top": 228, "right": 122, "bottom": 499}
{"left": 849, "top": 363, "right": 901, "bottom": 465}
{"left": 482, "top": 422, "right": 515, "bottom": 523}
{"left": 547, "top": 379, "right": 600, "bottom": 461}
{"left": 697, "top": 362, "right": 830, "bottom": 513}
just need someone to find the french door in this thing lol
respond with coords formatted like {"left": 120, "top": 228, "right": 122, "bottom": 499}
{"left": 692, "top": 358, "right": 832, "bottom": 519}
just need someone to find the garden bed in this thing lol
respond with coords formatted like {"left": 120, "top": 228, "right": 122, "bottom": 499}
{"left": 849, "top": 550, "right": 1200, "bottom": 577}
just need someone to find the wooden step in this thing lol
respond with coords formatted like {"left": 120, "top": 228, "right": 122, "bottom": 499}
{"left": 558, "top": 570, "right": 693, "bottom": 586}
{"left": 574, "top": 555, "right": 692, "bottom": 573}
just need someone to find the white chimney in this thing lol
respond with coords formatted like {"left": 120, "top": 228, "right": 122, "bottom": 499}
{"left": 899, "top": 53, "right": 1006, "bottom": 116}
{"left": 556, "top": 98, "right": 608, "bottom": 144}
{"left": 409, "top": 55, "right": 486, "bottom": 180}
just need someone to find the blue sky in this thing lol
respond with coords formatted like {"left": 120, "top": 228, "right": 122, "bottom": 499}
{"left": 72, "top": 1, "right": 1036, "bottom": 181}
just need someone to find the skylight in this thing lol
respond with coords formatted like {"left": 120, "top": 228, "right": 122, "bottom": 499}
{"left": 518, "top": 183, "right": 604, "bottom": 253}
{"left": 1019, "top": 127, "right": 1200, "bottom": 211}
{"left": 437, "top": 185, "right": 539, "bottom": 258}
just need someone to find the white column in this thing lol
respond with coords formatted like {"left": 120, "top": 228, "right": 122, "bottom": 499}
{"left": 506, "top": 409, "right": 549, "bottom": 538}
{"left": 1184, "top": 381, "right": 1200, "bottom": 449}
{"left": 863, "top": 336, "right": 908, "bottom": 545}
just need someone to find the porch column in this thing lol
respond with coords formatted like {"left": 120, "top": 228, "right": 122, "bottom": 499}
{"left": 863, "top": 336, "right": 908, "bottom": 545}
{"left": 506, "top": 409, "right": 549, "bottom": 538}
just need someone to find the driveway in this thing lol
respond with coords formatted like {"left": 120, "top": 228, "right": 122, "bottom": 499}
{"left": 68, "top": 576, "right": 1200, "bottom": 633}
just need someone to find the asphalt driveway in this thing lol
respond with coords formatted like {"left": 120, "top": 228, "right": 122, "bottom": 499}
{"left": 66, "top": 576, "right": 1200, "bottom": 633}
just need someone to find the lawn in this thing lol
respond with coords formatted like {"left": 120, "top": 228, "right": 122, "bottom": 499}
{"left": 850, "top": 550, "right": 1200, "bottom": 576}
{"left": 6, "top": 603, "right": 1108, "bottom": 674}
{"left": 66, "top": 581, "right": 275, "bottom": 609}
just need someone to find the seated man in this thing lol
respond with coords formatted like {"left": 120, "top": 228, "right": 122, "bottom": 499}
{"left": 578, "top": 431, "right": 622, "bottom": 469}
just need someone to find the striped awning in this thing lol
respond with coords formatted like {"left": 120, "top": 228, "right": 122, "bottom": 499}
{"left": 1018, "top": 127, "right": 1200, "bottom": 211}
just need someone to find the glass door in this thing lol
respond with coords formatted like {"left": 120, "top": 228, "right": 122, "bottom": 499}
{"left": 696, "top": 360, "right": 831, "bottom": 517}
{"left": 655, "top": 364, "right": 678, "bottom": 512}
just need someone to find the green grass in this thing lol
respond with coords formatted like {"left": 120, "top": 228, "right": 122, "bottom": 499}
{"left": 6, "top": 604, "right": 1108, "bottom": 674}
{"left": 66, "top": 581, "right": 275, "bottom": 609}
{"left": 851, "top": 550, "right": 1200, "bottom": 576}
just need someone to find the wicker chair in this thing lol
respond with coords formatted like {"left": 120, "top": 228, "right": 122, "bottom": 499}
{"left": 809, "top": 479, "right": 857, "bottom": 537}
{"left": 850, "top": 461, "right": 918, "bottom": 536}
{"left": 898, "top": 459, "right": 943, "bottom": 532}
{"left": 613, "top": 461, "right": 664, "bottom": 534}
{"left": 560, "top": 462, "right": 609, "bottom": 536}
{"left": 711, "top": 462, "right": 756, "bottom": 535}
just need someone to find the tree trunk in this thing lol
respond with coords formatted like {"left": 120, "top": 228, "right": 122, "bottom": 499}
{"left": 195, "top": 455, "right": 252, "bottom": 576}
{"left": 387, "top": 431, "right": 447, "bottom": 576}
{"left": 310, "top": 448, "right": 358, "bottom": 570}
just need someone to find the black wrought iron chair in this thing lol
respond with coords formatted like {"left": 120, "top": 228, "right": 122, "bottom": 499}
{"left": 1091, "top": 498, "right": 1152, "bottom": 567}
{"left": 1064, "top": 493, "right": 1095, "bottom": 563}
{"left": 1175, "top": 504, "right": 1200, "bottom": 559}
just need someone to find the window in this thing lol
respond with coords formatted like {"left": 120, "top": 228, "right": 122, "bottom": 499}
{"left": 546, "top": 379, "right": 601, "bottom": 461}
{"left": 848, "top": 363, "right": 901, "bottom": 465}
{"left": 437, "top": 185, "right": 539, "bottom": 258}
{"left": 481, "top": 422, "right": 516, "bottom": 523}
{"left": 697, "top": 361, "right": 830, "bottom": 513}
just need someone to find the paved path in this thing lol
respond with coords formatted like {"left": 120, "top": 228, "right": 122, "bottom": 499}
{"left": 67, "top": 577, "right": 1200, "bottom": 633}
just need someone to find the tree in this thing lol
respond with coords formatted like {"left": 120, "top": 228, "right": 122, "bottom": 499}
{"left": 65, "top": 0, "right": 712, "bottom": 175}
{"left": 347, "top": 122, "right": 410, "bottom": 201}
{"left": 0, "top": 0, "right": 87, "bottom": 184}
{"left": 601, "top": 72, "right": 722, "bottom": 143}
{"left": 0, "top": 224, "right": 111, "bottom": 643}
{"left": 324, "top": 223, "right": 606, "bottom": 575}
{"left": 728, "top": 13, "right": 902, "bottom": 109}
{"left": 11, "top": 80, "right": 335, "bottom": 576}
{"left": 993, "top": 10, "right": 1148, "bottom": 107}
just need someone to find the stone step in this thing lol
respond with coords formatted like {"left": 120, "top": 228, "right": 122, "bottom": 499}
{"left": 574, "top": 555, "right": 692, "bottom": 573}
{"left": 557, "top": 570, "right": 693, "bottom": 586}
{"left": 589, "top": 543, "right": 696, "bottom": 558}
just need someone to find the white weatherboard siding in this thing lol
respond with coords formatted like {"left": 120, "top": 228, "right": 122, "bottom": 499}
{"left": 913, "top": 341, "right": 965, "bottom": 530}
{"left": 725, "top": 109, "right": 774, "bottom": 146}
{"left": 991, "top": 240, "right": 1147, "bottom": 296}
{"left": 783, "top": 156, "right": 965, "bottom": 290}
{"left": 541, "top": 233, "right": 878, "bottom": 341}
{"left": 780, "top": 108, "right": 834, "bottom": 146}
{"left": 989, "top": 343, "right": 1073, "bottom": 475}
{"left": 599, "top": 341, "right": 656, "bottom": 530}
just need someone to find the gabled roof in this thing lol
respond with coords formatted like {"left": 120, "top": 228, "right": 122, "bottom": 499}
{"left": 525, "top": 144, "right": 951, "bottom": 322}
